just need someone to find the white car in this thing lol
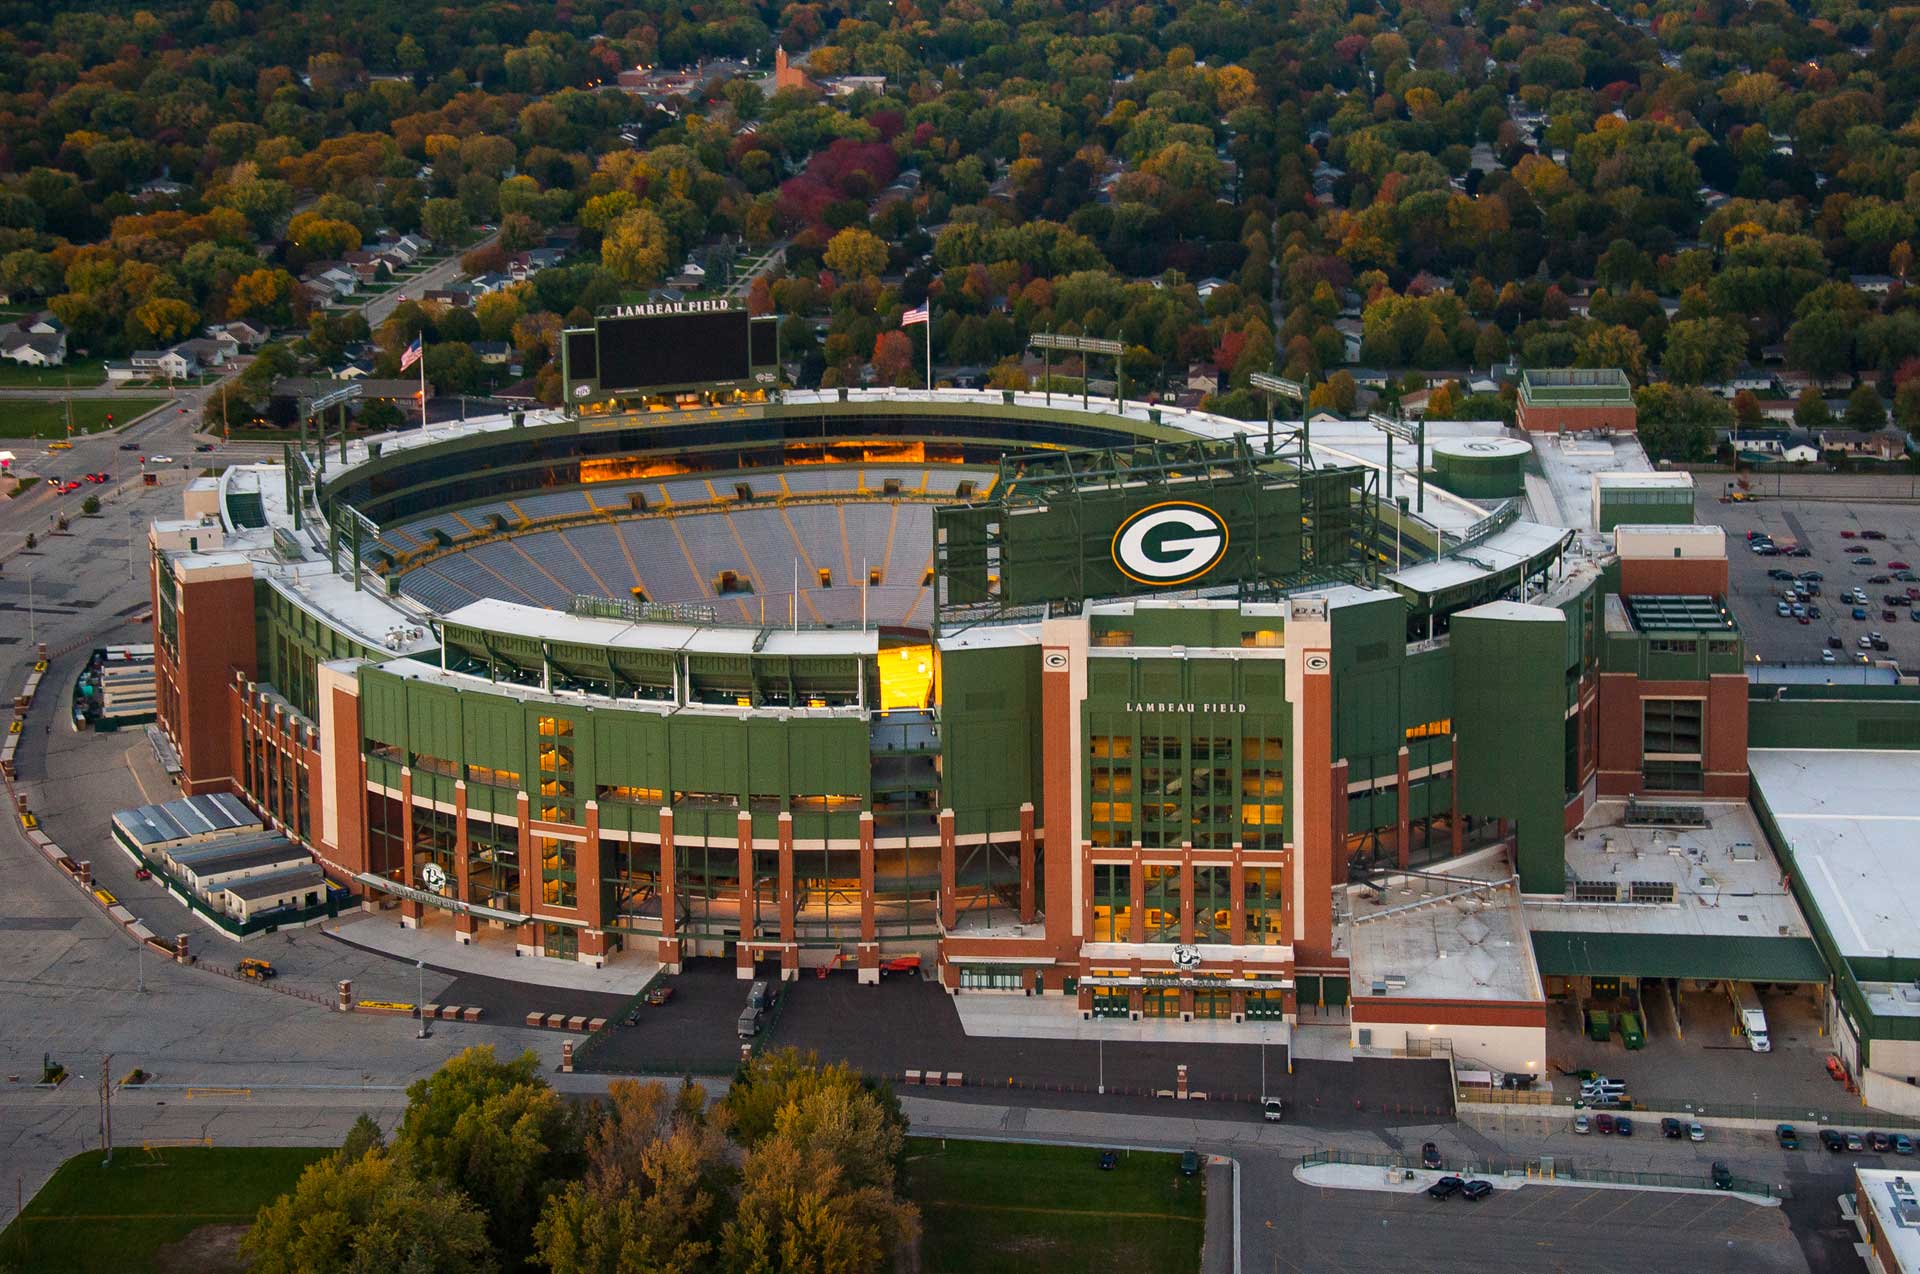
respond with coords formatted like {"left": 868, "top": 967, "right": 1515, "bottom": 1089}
{"left": 149, "top": 454, "right": 175, "bottom": 464}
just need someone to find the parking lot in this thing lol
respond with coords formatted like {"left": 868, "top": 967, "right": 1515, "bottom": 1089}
{"left": 1545, "top": 981, "right": 1854, "bottom": 1118}
{"left": 1698, "top": 490, "right": 1920, "bottom": 668}
{"left": 580, "top": 959, "right": 1454, "bottom": 1126}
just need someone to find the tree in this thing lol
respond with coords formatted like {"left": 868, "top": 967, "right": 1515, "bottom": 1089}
{"left": 872, "top": 329, "right": 915, "bottom": 385}
{"left": 534, "top": 1080, "right": 727, "bottom": 1274}
{"left": 358, "top": 399, "right": 404, "bottom": 431}
{"left": 1634, "top": 383, "right": 1732, "bottom": 462}
{"left": 243, "top": 1149, "right": 494, "bottom": 1274}
{"left": 393, "top": 1047, "right": 583, "bottom": 1269}
{"left": 228, "top": 268, "right": 294, "bottom": 320}
{"left": 720, "top": 1081, "right": 919, "bottom": 1274}
{"left": 1786, "top": 309, "right": 1856, "bottom": 380}
{"left": 1895, "top": 380, "right": 1920, "bottom": 432}
{"left": 601, "top": 207, "right": 673, "bottom": 287}
{"left": 423, "top": 342, "right": 486, "bottom": 395}
{"left": 1793, "top": 386, "right": 1833, "bottom": 429}
{"left": 81, "top": 495, "right": 100, "bottom": 515}
{"left": 824, "top": 226, "right": 888, "bottom": 280}
{"left": 421, "top": 198, "right": 471, "bottom": 247}
{"left": 1660, "top": 318, "right": 1745, "bottom": 387}
{"left": 1844, "top": 384, "right": 1887, "bottom": 430}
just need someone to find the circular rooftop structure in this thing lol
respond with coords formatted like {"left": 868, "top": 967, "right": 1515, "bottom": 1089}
{"left": 1431, "top": 436, "right": 1531, "bottom": 499}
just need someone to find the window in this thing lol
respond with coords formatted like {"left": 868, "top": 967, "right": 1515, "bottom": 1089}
{"left": 537, "top": 716, "right": 575, "bottom": 821}
{"left": 539, "top": 836, "right": 578, "bottom": 909}
{"left": 468, "top": 763, "right": 522, "bottom": 789}
{"left": 1405, "top": 718, "right": 1451, "bottom": 741}
{"left": 597, "top": 784, "right": 664, "bottom": 805}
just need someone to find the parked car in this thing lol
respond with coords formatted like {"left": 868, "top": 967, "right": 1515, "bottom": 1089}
{"left": 1822, "top": 649, "right": 1837, "bottom": 664}
{"left": 134, "top": 867, "right": 151, "bottom": 880}
{"left": 1574, "top": 1114, "right": 1591, "bottom": 1134}
{"left": 1809, "top": 605, "right": 1822, "bottom": 618}
{"left": 1422, "top": 1141, "right": 1442, "bottom": 1170}
{"left": 645, "top": 983, "right": 674, "bottom": 1007}
{"left": 1776, "top": 1124, "right": 1800, "bottom": 1150}
{"left": 1689, "top": 1122, "right": 1706, "bottom": 1143}
{"left": 1848, "top": 1132, "right": 1867, "bottom": 1152}
{"left": 1596, "top": 1113, "right": 1616, "bottom": 1134}
{"left": 1829, "top": 636, "right": 1845, "bottom": 649}
{"left": 1180, "top": 1150, "right": 1200, "bottom": 1176}
{"left": 1461, "top": 1179, "right": 1493, "bottom": 1201}
{"left": 118, "top": 441, "right": 140, "bottom": 451}
{"left": 1712, "top": 1162, "right": 1733, "bottom": 1191}
{"left": 1767, "top": 569, "right": 1796, "bottom": 581}
{"left": 1427, "top": 1175, "right": 1464, "bottom": 1200}
{"left": 1871, "top": 1132, "right": 1894, "bottom": 1153}
{"left": 195, "top": 442, "right": 215, "bottom": 452}
{"left": 1841, "top": 530, "right": 1858, "bottom": 539}
{"left": 1099, "top": 1151, "right": 1118, "bottom": 1171}
{"left": 1262, "top": 1097, "right": 1284, "bottom": 1122}
{"left": 1863, "top": 530, "right": 1887, "bottom": 539}
{"left": 1820, "top": 1128, "right": 1846, "bottom": 1152}
{"left": 1661, "top": 1117, "right": 1684, "bottom": 1139}
{"left": 149, "top": 454, "right": 174, "bottom": 463}
{"left": 1615, "top": 1116, "right": 1634, "bottom": 1137}
{"left": 1854, "top": 557, "right": 1877, "bottom": 565}
{"left": 1896, "top": 1134, "right": 1915, "bottom": 1156}
{"left": 1891, "top": 561, "right": 1912, "bottom": 570}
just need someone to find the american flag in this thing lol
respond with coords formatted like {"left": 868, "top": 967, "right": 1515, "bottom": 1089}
{"left": 900, "top": 302, "right": 929, "bottom": 327}
{"left": 399, "top": 335, "right": 423, "bottom": 371}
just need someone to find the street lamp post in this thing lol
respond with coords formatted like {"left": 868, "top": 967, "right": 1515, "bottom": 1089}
{"left": 416, "top": 960, "right": 429, "bottom": 1039}
{"left": 1097, "top": 1037, "right": 1105, "bottom": 1096}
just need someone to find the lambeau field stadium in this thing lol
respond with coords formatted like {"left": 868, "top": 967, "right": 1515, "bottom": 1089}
{"left": 145, "top": 301, "right": 1803, "bottom": 1077}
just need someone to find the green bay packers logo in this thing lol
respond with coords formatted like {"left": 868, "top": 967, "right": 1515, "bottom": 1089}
{"left": 1112, "top": 501, "right": 1230, "bottom": 586}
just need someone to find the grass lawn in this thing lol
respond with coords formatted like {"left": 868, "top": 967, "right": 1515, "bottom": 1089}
{"left": 0, "top": 357, "right": 108, "bottom": 388}
{"left": 0, "top": 397, "right": 169, "bottom": 439}
{"left": 0, "top": 1146, "right": 329, "bottom": 1274}
{"left": 904, "top": 1138, "right": 1205, "bottom": 1274}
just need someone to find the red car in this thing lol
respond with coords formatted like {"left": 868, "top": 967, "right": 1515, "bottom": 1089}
{"left": 1841, "top": 530, "right": 1857, "bottom": 539}
{"left": 1891, "top": 562, "right": 1911, "bottom": 570}
{"left": 1595, "top": 1112, "right": 1617, "bottom": 1134}
{"left": 134, "top": 868, "right": 151, "bottom": 880}
{"left": 60, "top": 481, "right": 80, "bottom": 493}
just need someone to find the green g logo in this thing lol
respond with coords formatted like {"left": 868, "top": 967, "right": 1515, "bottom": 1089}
{"left": 1112, "top": 502, "right": 1230, "bottom": 586}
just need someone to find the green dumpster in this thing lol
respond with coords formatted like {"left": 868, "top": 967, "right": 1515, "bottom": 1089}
{"left": 1586, "top": 1009, "right": 1612, "bottom": 1042}
{"left": 1619, "top": 1011, "right": 1645, "bottom": 1050}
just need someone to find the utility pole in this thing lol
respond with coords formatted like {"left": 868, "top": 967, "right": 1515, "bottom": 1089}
{"left": 100, "top": 1053, "right": 113, "bottom": 1165}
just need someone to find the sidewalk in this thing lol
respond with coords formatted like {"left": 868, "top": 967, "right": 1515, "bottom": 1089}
{"left": 323, "top": 913, "right": 658, "bottom": 995}
{"left": 952, "top": 995, "right": 1290, "bottom": 1047}
{"left": 1294, "top": 1159, "right": 1781, "bottom": 1207}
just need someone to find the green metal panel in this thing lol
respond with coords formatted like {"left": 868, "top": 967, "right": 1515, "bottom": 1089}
{"left": 1452, "top": 605, "right": 1567, "bottom": 892}
{"left": 1529, "top": 931, "right": 1828, "bottom": 982}
{"left": 670, "top": 716, "right": 747, "bottom": 796}
{"left": 1748, "top": 693, "right": 1920, "bottom": 750}
{"left": 940, "top": 644, "right": 1041, "bottom": 835}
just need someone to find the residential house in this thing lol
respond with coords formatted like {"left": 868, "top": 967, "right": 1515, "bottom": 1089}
{"left": 0, "top": 328, "right": 66, "bottom": 367}
{"left": 1850, "top": 274, "right": 1899, "bottom": 296}
{"left": 174, "top": 337, "right": 231, "bottom": 370}
{"left": 1346, "top": 368, "right": 1394, "bottom": 390}
{"left": 334, "top": 358, "right": 375, "bottom": 381}
{"left": 1820, "top": 427, "right": 1907, "bottom": 461}
{"left": 467, "top": 272, "right": 511, "bottom": 296}
{"left": 1703, "top": 367, "right": 1774, "bottom": 398}
{"left": 421, "top": 287, "right": 474, "bottom": 309}
{"left": 1729, "top": 425, "right": 1819, "bottom": 461}
{"left": 208, "top": 320, "right": 269, "bottom": 350}
{"left": 472, "top": 340, "right": 512, "bottom": 366}
{"left": 132, "top": 348, "right": 198, "bottom": 381}
{"left": 1193, "top": 277, "right": 1230, "bottom": 301}
{"left": 137, "top": 177, "right": 186, "bottom": 202}
{"left": 1332, "top": 318, "right": 1365, "bottom": 363}
{"left": 671, "top": 260, "right": 707, "bottom": 288}
{"left": 1186, "top": 363, "right": 1220, "bottom": 395}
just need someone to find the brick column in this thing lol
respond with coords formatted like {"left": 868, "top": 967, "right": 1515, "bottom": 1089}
{"left": 1229, "top": 846, "right": 1247, "bottom": 945}
{"left": 1128, "top": 846, "right": 1145, "bottom": 943}
{"left": 452, "top": 781, "right": 475, "bottom": 944}
{"left": 1396, "top": 746, "right": 1412, "bottom": 869}
{"left": 657, "top": 808, "right": 680, "bottom": 972}
{"left": 777, "top": 812, "right": 797, "bottom": 980}
{"left": 938, "top": 808, "right": 957, "bottom": 932}
{"left": 1081, "top": 844, "right": 1096, "bottom": 942}
{"left": 579, "top": 801, "right": 605, "bottom": 966}
{"left": 736, "top": 811, "right": 755, "bottom": 979}
{"left": 1018, "top": 801, "right": 1037, "bottom": 924}
{"left": 1450, "top": 735, "right": 1464, "bottom": 856}
{"left": 858, "top": 812, "right": 878, "bottom": 984}
{"left": 515, "top": 791, "right": 535, "bottom": 954}
{"left": 398, "top": 767, "right": 422, "bottom": 927}
{"left": 1178, "top": 844, "right": 1195, "bottom": 944}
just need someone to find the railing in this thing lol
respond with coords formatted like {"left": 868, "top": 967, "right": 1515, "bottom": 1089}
{"left": 1299, "top": 1147, "right": 1775, "bottom": 1199}
{"left": 1538, "top": 1092, "right": 1920, "bottom": 1132}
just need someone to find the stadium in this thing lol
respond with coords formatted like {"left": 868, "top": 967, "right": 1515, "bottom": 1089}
{"left": 145, "top": 305, "right": 1756, "bottom": 1061}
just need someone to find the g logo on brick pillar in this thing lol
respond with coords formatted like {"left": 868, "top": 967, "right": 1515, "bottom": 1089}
{"left": 1111, "top": 502, "right": 1230, "bottom": 586}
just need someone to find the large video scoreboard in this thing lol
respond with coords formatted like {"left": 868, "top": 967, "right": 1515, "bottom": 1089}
{"left": 563, "top": 300, "right": 778, "bottom": 400}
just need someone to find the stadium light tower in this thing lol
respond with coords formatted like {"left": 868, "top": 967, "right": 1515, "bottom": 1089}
{"left": 1029, "top": 333, "right": 1126, "bottom": 414}
{"left": 1249, "top": 373, "right": 1308, "bottom": 460}
{"left": 1367, "top": 411, "right": 1426, "bottom": 514}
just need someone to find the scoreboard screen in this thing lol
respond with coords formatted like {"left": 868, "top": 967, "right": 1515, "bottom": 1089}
{"left": 565, "top": 304, "right": 777, "bottom": 398}
{"left": 598, "top": 309, "right": 752, "bottom": 391}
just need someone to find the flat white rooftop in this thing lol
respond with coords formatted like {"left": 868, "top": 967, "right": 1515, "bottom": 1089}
{"left": 1528, "top": 431, "right": 1655, "bottom": 531}
{"left": 1526, "top": 801, "right": 1810, "bottom": 942}
{"left": 1857, "top": 1168, "right": 1920, "bottom": 1272}
{"left": 1347, "top": 869, "right": 1541, "bottom": 1003}
{"left": 1749, "top": 748, "right": 1920, "bottom": 963}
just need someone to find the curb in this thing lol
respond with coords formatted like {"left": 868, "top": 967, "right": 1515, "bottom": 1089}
{"left": 1293, "top": 1162, "right": 1781, "bottom": 1208}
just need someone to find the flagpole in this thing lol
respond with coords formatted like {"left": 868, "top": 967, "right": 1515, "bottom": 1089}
{"left": 418, "top": 345, "right": 428, "bottom": 431}
{"left": 925, "top": 304, "right": 932, "bottom": 398}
